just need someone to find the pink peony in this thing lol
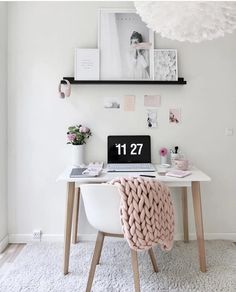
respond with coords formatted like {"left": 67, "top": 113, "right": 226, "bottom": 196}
{"left": 79, "top": 126, "right": 90, "bottom": 133}
{"left": 159, "top": 147, "right": 168, "bottom": 157}
{"left": 67, "top": 133, "right": 76, "bottom": 142}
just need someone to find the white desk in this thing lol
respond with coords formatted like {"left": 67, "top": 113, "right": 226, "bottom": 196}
{"left": 57, "top": 166, "right": 211, "bottom": 275}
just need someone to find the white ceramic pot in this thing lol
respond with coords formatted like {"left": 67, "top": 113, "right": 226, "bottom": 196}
{"left": 72, "top": 144, "right": 84, "bottom": 167}
{"left": 160, "top": 155, "right": 167, "bottom": 165}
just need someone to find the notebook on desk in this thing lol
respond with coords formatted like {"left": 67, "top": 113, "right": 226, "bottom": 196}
{"left": 70, "top": 162, "right": 103, "bottom": 178}
{"left": 107, "top": 135, "right": 156, "bottom": 172}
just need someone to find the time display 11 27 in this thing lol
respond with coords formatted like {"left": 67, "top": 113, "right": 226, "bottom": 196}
{"left": 115, "top": 143, "right": 143, "bottom": 156}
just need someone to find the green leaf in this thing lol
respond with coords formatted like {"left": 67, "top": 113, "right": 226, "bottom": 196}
{"left": 68, "top": 126, "right": 76, "bottom": 131}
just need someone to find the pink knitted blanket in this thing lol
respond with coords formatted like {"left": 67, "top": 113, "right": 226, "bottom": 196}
{"left": 110, "top": 177, "right": 175, "bottom": 251}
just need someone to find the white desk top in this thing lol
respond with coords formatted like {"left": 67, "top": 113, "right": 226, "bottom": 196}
{"left": 57, "top": 165, "right": 211, "bottom": 188}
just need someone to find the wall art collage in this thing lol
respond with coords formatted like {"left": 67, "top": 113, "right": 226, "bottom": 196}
{"left": 103, "top": 94, "right": 181, "bottom": 128}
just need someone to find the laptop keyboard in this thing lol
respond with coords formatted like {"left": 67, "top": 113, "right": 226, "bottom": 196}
{"left": 107, "top": 163, "right": 156, "bottom": 172}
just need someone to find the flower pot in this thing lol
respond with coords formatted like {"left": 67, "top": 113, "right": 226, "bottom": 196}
{"left": 160, "top": 155, "right": 167, "bottom": 165}
{"left": 72, "top": 144, "right": 85, "bottom": 166}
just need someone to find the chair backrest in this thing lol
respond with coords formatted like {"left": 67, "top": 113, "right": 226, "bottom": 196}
{"left": 80, "top": 184, "right": 122, "bottom": 234}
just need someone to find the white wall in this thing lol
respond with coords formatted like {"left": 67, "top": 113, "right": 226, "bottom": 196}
{"left": 0, "top": 2, "right": 8, "bottom": 251}
{"left": 7, "top": 1, "right": 236, "bottom": 242}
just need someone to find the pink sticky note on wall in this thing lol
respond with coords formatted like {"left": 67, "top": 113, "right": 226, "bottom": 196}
{"left": 124, "top": 95, "right": 135, "bottom": 111}
{"left": 144, "top": 95, "right": 161, "bottom": 107}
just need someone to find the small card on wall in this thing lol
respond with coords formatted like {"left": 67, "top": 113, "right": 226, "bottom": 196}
{"left": 144, "top": 95, "right": 161, "bottom": 107}
{"left": 103, "top": 97, "right": 121, "bottom": 109}
{"left": 74, "top": 48, "right": 99, "bottom": 80}
{"left": 169, "top": 108, "right": 181, "bottom": 124}
{"left": 124, "top": 95, "right": 135, "bottom": 111}
{"left": 147, "top": 110, "right": 158, "bottom": 128}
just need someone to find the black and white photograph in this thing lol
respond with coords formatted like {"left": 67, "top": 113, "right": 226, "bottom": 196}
{"left": 154, "top": 49, "right": 178, "bottom": 81}
{"left": 147, "top": 110, "right": 158, "bottom": 128}
{"left": 103, "top": 97, "right": 121, "bottom": 109}
{"left": 99, "top": 9, "right": 154, "bottom": 80}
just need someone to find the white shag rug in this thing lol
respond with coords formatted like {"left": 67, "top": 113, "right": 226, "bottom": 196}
{"left": 0, "top": 240, "right": 236, "bottom": 292}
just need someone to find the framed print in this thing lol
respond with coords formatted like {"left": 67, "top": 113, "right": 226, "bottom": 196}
{"left": 99, "top": 8, "right": 154, "bottom": 80}
{"left": 74, "top": 48, "right": 99, "bottom": 80}
{"left": 154, "top": 49, "right": 178, "bottom": 81}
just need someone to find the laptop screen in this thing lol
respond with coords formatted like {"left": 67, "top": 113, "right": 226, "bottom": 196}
{"left": 107, "top": 135, "right": 151, "bottom": 163}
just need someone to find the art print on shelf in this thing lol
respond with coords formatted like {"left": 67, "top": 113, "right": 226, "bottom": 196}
{"left": 74, "top": 49, "right": 99, "bottom": 80}
{"left": 147, "top": 110, "right": 158, "bottom": 128}
{"left": 99, "top": 8, "right": 154, "bottom": 80}
{"left": 154, "top": 49, "right": 178, "bottom": 81}
{"left": 169, "top": 108, "right": 181, "bottom": 124}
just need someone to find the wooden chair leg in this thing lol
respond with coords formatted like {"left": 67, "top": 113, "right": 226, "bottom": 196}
{"left": 96, "top": 233, "right": 105, "bottom": 265}
{"left": 72, "top": 187, "right": 80, "bottom": 244}
{"left": 96, "top": 233, "right": 122, "bottom": 265}
{"left": 131, "top": 250, "right": 141, "bottom": 292}
{"left": 148, "top": 248, "right": 158, "bottom": 272}
{"left": 86, "top": 231, "right": 105, "bottom": 292}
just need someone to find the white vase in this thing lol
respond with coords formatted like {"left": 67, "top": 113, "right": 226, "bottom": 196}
{"left": 72, "top": 144, "right": 85, "bottom": 167}
{"left": 160, "top": 155, "right": 167, "bottom": 165}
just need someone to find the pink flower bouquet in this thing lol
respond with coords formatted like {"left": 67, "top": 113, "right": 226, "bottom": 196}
{"left": 67, "top": 124, "right": 92, "bottom": 145}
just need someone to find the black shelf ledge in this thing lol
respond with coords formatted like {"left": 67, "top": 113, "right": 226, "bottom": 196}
{"left": 62, "top": 77, "right": 187, "bottom": 85}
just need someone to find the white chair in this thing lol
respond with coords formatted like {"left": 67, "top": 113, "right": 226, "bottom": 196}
{"left": 80, "top": 184, "right": 158, "bottom": 292}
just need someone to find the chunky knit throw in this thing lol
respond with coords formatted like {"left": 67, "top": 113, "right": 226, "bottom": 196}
{"left": 110, "top": 177, "right": 175, "bottom": 251}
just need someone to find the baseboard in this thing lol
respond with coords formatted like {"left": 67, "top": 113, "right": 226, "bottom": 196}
{"left": 8, "top": 233, "right": 97, "bottom": 243}
{"left": 8, "top": 232, "right": 236, "bottom": 244}
{"left": 0, "top": 235, "right": 9, "bottom": 253}
{"left": 174, "top": 233, "right": 236, "bottom": 241}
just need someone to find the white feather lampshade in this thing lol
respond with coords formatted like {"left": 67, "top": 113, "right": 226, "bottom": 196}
{"left": 134, "top": 1, "right": 236, "bottom": 43}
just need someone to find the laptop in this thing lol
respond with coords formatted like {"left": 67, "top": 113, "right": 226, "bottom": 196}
{"left": 107, "top": 135, "right": 156, "bottom": 172}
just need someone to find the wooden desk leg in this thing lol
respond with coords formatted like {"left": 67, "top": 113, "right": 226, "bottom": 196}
{"left": 131, "top": 250, "right": 141, "bottom": 292}
{"left": 181, "top": 187, "right": 189, "bottom": 243}
{"left": 63, "top": 182, "right": 75, "bottom": 275}
{"left": 192, "top": 181, "right": 207, "bottom": 273}
{"left": 72, "top": 187, "right": 80, "bottom": 244}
